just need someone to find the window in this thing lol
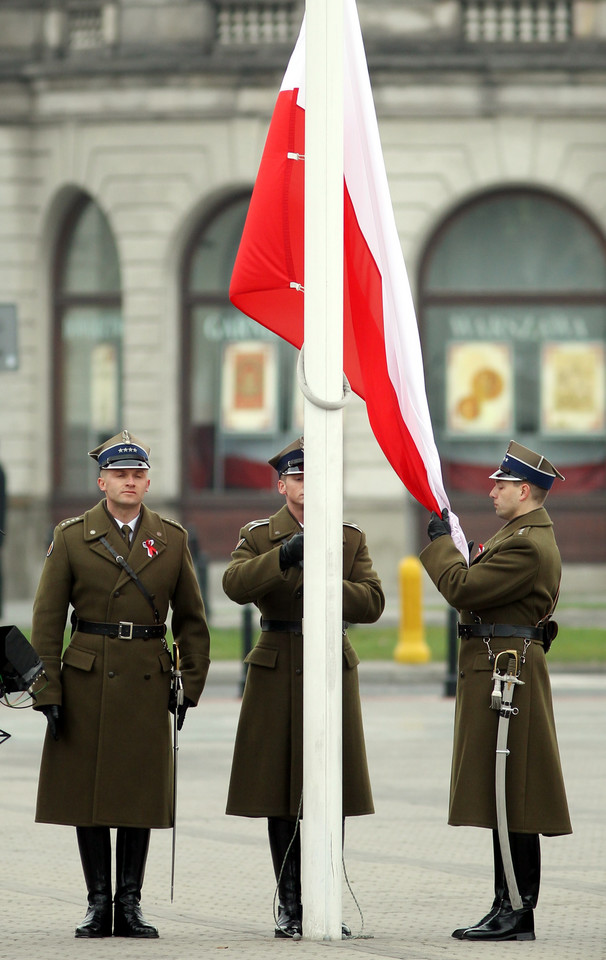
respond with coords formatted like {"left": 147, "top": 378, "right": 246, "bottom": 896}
{"left": 420, "top": 189, "right": 606, "bottom": 491}
{"left": 67, "top": 5, "right": 104, "bottom": 51}
{"left": 181, "top": 194, "right": 300, "bottom": 494}
{"left": 53, "top": 195, "right": 123, "bottom": 494}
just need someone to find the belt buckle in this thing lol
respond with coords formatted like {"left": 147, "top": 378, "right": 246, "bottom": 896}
{"left": 118, "top": 621, "right": 134, "bottom": 640}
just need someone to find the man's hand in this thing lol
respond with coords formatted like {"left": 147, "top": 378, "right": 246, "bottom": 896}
{"left": 428, "top": 508, "right": 451, "bottom": 541}
{"left": 169, "top": 693, "right": 194, "bottom": 731}
{"left": 279, "top": 532, "right": 304, "bottom": 570}
{"left": 41, "top": 704, "right": 62, "bottom": 741}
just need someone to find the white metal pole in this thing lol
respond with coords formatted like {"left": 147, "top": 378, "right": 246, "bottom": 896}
{"left": 302, "top": 0, "right": 344, "bottom": 942}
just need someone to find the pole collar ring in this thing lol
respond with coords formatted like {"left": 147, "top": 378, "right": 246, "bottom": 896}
{"left": 297, "top": 344, "right": 352, "bottom": 410}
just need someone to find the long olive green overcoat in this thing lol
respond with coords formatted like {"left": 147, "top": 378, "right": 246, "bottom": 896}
{"left": 421, "top": 506, "right": 571, "bottom": 836}
{"left": 32, "top": 500, "right": 210, "bottom": 829}
{"left": 223, "top": 504, "right": 384, "bottom": 819}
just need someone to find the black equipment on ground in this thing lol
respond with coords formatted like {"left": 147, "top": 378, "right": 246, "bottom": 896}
{"left": 0, "top": 625, "right": 46, "bottom": 743}
{"left": 0, "top": 625, "right": 44, "bottom": 697}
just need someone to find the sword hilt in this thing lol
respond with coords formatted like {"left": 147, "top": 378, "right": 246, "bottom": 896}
{"left": 490, "top": 650, "right": 524, "bottom": 711}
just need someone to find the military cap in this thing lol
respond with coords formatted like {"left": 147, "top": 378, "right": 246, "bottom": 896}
{"left": 489, "top": 440, "right": 564, "bottom": 490}
{"left": 88, "top": 429, "right": 150, "bottom": 470}
{"left": 268, "top": 437, "right": 304, "bottom": 476}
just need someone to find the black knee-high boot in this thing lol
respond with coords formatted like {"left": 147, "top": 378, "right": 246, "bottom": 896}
{"left": 268, "top": 818, "right": 302, "bottom": 938}
{"left": 268, "top": 818, "right": 352, "bottom": 940}
{"left": 113, "top": 827, "right": 159, "bottom": 938}
{"left": 456, "top": 832, "right": 540, "bottom": 942}
{"left": 75, "top": 826, "right": 113, "bottom": 938}
{"left": 452, "top": 830, "right": 507, "bottom": 939}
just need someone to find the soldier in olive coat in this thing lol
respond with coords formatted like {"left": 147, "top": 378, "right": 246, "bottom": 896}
{"left": 223, "top": 438, "right": 384, "bottom": 939}
{"left": 421, "top": 440, "right": 571, "bottom": 943}
{"left": 32, "top": 431, "right": 210, "bottom": 940}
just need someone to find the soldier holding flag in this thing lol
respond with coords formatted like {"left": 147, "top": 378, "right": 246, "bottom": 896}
{"left": 421, "top": 440, "right": 571, "bottom": 942}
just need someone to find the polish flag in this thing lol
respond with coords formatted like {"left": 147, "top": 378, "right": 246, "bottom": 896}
{"left": 230, "top": 0, "right": 467, "bottom": 560}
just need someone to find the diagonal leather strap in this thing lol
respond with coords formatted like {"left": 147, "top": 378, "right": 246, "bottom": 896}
{"left": 99, "top": 536, "right": 160, "bottom": 623}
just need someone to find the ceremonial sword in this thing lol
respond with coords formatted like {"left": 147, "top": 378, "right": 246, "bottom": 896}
{"left": 491, "top": 649, "right": 524, "bottom": 912}
{"left": 170, "top": 641, "right": 184, "bottom": 903}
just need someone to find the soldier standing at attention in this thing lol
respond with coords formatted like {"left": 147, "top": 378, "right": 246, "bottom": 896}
{"left": 223, "top": 438, "right": 384, "bottom": 939}
{"left": 420, "top": 440, "right": 571, "bottom": 942}
{"left": 31, "top": 430, "right": 211, "bottom": 939}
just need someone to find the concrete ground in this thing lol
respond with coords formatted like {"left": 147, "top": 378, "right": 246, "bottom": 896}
{"left": 0, "top": 657, "right": 604, "bottom": 960}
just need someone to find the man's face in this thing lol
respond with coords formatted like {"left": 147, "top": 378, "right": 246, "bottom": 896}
{"left": 277, "top": 473, "right": 304, "bottom": 515}
{"left": 489, "top": 479, "right": 526, "bottom": 522}
{"left": 98, "top": 468, "right": 150, "bottom": 511}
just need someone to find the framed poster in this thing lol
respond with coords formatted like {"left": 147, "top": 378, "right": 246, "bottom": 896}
{"left": 221, "top": 340, "right": 278, "bottom": 433}
{"left": 541, "top": 341, "right": 605, "bottom": 434}
{"left": 446, "top": 340, "right": 513, "bottom": 435}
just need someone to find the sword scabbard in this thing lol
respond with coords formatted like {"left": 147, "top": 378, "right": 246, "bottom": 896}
{"left": 493, "top": 649, "right": 524, "bottom": 912}
{"left": 170, "top": 640, "right": 182, "bottom": 903}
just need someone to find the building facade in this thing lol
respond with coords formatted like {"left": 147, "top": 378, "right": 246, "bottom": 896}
{"left": 1, "top": 0, "right": 605, "bottom": 608}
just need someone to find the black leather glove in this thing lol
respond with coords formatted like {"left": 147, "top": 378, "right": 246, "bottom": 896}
{"left": 41, "top": 704, "right": 62, "bottom": 741}
{"left": 279, "top": 532, "right": 304, "bottom": 570}
{"left": 168, "top": 693, "right": 194, "bottom": 731}
{"left": 428, "top": 508, "right": 451, "bottom": 541}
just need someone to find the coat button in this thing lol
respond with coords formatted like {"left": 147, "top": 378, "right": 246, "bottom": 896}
{"left": 295, "top": 667, "right": 302, "bottom": 675}
{"left": 113, "top": 591, "right": 120, "bottom": 597}
{"left": 459, "top": 670, "right": 465, "bottom": 678}
{"left": 144, "top": 674, "right": 151, "bottom": 680}
{"left": 295, "top": 590, "right": 302, "bottom": 599}
{"left": 108, "top": 671, "right": 115, "bottom": 678}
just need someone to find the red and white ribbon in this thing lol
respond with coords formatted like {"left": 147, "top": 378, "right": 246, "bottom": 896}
{"left": 143, "top": 539, "right": 158, "bottom": 559}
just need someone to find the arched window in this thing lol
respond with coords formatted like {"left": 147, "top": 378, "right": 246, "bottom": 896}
{"left": 53, "top": 195, "right": 123, "bottom": 495}
{"left": 419, "top": 188, "right": 606, "bottom": 493}
{"left": 181, "top": 194, "right": 299, "bottom": 495}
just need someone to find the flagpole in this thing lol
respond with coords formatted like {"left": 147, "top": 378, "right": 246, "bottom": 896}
{"left": 302, "top": 0, "right": 344, "bottom": 942}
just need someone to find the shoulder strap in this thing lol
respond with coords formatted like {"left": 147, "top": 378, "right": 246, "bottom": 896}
{"left": 99, "top": 536, "right": 160, "bottom": 623}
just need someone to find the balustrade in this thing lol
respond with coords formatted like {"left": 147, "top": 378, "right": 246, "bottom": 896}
{"left": 216, "top": 2, "right": 300, "bottom": 45}
{"left": 462, "top": 0, "right": 573, "bottom": 42}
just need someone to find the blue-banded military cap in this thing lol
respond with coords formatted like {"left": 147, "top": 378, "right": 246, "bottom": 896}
{"left": 268, "top": 437, "right": 304, "bottom": 476}
{"left": 88, "top": 429, "right": 150, "bottom": 470}
{"left": 489, "top": 440, "right": 564, "bottom": 491}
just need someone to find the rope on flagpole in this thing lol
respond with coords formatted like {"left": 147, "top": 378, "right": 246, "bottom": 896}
{"left": 297, "top": 344, "right": 352, "bottom": 410}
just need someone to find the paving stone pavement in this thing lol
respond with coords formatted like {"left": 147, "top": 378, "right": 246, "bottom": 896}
{"left": 0, "top": 661, "right": 604, "bottom": 960}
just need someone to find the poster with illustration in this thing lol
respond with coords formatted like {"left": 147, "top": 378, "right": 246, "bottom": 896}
{"left": 221, "top": 341, "right": 278, "bottom": 433}
{"left": 446, "top": 341, "right": 513, "bottom": 435}
{"left": 541, "top": 341, "right": 605, "bottom": 434}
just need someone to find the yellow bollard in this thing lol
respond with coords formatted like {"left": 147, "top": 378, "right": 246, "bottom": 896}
{"left": 393, "top": 556, "right": 431, "bottom": 664}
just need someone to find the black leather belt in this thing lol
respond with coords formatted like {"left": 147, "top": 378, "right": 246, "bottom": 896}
{"left": 260, "top": 619, "right": 349, "bottom": 634}
{"left": 457, "top": 623, "right": 545, "bottom": 642}
{"left": 74, "top": 618, "right": 166, "bottom": 640}
{"left": 261, "top": 619, "right": 303, "bottom": 633}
